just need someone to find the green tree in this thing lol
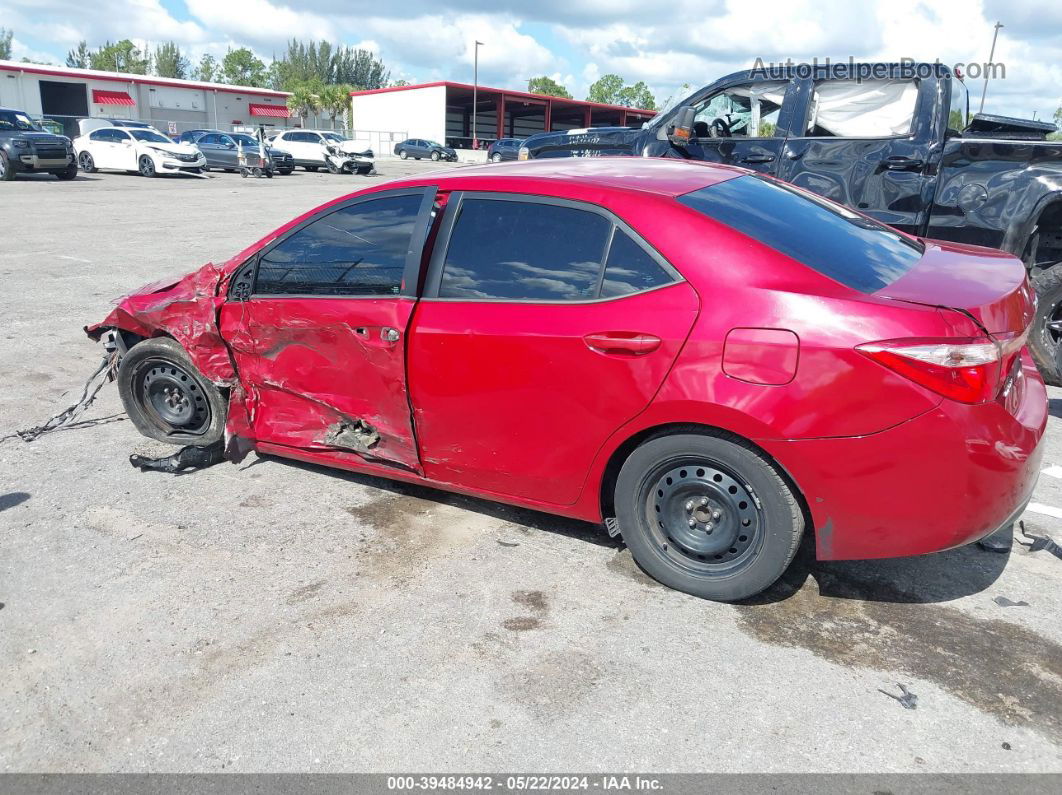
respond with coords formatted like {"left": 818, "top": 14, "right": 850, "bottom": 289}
{"left": 66, "top": 40, "right": 90, "bottom": 68}
{"left": 0, "top": 28, "right": 13, "bottom": 61}
{"left": 192, "top": 54, "right": 219, "bottom": 83}
{"left": 89, "top": 40, "right": 149, "bottom": 73}
{"left": 287, "top": 80, "right": 322, "bottom": 126}
{"left": 271, "top": 39, "right": 389, "bottom": 91}
{"left": 390, "top": 79, "right": 410, "bottom": 87}
{"left": 154, "top": 42, "right": 189, "bottom": 79}
{"left": 221, "top": 47, "right": 267, "bottom": 87}
{"left": 319, "top": 83, "right": 350, "bottom": 130}
{"left": 526, "top": 76, "right": 572, "bottom": 99}
{"left": 616, "top": 80, "right": 656, "bottom": 110}
{"left": 333, "top": 47, "right": 389, "bottom": 90}
{"left": 587, "top": 74, "right": 624, "bottom": 105}
{"left": 1050, "top": 105, "right": 1062, "bottom": 142}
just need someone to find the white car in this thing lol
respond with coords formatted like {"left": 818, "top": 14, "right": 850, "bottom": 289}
{"left": 73, "top": 121, "right": 205, "bottom": 177}
{"left": 270, "top": 129, "right": 373, "bottom": 172}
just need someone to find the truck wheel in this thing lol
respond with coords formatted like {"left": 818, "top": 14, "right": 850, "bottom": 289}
{"left": 78, "top": 151, "right": 97, "bottom": 173}
{"left": 305, "top": 165, "right": 319, "bottom": 172}
{"left": 117, "top": 338, "right": 227, "bottom": 446}
{"left": 0, "top": 151, "right": 14, "bottom": 181}
{"left": 1030, "top": 266, "right": 1062, "bottom": 386}
{"left": 55, "top": 162, "right": 78, "bottom": 180}
{"left": 614, "top": 432, "right": 804, "bottom": 602}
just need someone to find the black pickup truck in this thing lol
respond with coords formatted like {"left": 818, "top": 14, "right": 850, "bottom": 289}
{"left": 520, "top": 62, "right": 1062, "bottom": 382}
{"left": 0, "top": 106, "right": 77, "bottom": 181}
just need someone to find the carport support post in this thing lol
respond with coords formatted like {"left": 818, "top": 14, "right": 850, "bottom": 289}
{"left": 544, "top": 100, "right": 552, "bottom": 133}
{"left": 496, "top": 95, "right": 505, "bottom": 140}
{"left": 583, "top": 107, "right": 591, "bottom": 129}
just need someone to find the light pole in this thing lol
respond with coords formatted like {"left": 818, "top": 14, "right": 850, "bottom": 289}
{"left": 472, "top": 40, "right": 483, "bottom": 149}
{"left": 979, "top": 21, "right": 1003, "bottom": 114}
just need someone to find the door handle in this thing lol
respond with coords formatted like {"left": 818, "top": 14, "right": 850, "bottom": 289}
{"left": 584, "top": 332, "right": 661, "bottom": 356}
{"left": 741, "top": 154, "right": 775, "bottom": 163}
{"left": 882, "top": 156, "right": 925, "bottom": 171}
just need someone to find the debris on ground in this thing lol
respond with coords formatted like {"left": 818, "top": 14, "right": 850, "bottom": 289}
{"left": 1017, "top": 521, "right": 1062, "bottom": 561}
{"left": 129, "top": 440, "right": 225, "bottom": 473}
{"left": 977, "top": 524, "right": 1013, "bottom": 553}
{"left": 0, "top": 354, "right": 118, "bottom": 443}
{"left": 496, "top": 539, "right": 520, "bottom": 547}
{"left": 878, "top": 683, "right": 918, "bottom": 710}
{"left": 993, "top": 596, "right": 1030, "bottom": 608}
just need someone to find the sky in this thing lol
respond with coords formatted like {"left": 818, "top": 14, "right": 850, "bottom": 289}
{"left": 1, "top": 0, "right": 1060, "bottom": 120}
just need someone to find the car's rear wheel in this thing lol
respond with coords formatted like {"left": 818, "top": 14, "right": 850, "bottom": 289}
{"left": 399, "top": 150, "right": 408, "bottom": 160}
{"left": 117, "top": 338, "right": 227, "bottom": 446}
{"left": 1030, "top": 265, "right": 1062, "bottom": 386}
{"left": 78, "top": 151, "right": 96, "bottom": 173}
{"left": 615, "top": 432, "right": 804, "bottom": 602}
{"left": 138, "top": 155, "right": 156, "bottom": 178}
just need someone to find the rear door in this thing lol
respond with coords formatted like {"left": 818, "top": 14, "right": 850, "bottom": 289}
{"left": 219, "top": 188, "right": 437, "bottom": 471}
{"left": 408, "top": 193, "right": 700, "bottom": 505}
{"left": 197, "top": 133, "right": 222, "bottom": 167}
{"left": 683, "top": 79, "right": 799, "bottom": 174}
{"left": 776, "top": 77, "right": 939, "bottom": 235}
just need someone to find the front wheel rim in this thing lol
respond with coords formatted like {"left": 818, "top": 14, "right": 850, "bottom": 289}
{"left": 140, "top": 157, "right": 154, "bottom": 176}
{"left": 134, "top": 359, "right": 211, "bottom": 434}
{"left": 642, "top": 459, "right": 765, "bottom": 575}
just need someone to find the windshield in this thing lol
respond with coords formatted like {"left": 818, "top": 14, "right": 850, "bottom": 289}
{"left": 321, "top": 133, "right": 347, "bottom": 142}
{"left": 425, "top": 141, "right": 442, "bottom": 148}
{"left": 644, "top": 85, "right": 699, "bottom": 129}
{"left": 0, "top": 110, "right": 42, "bottom": 132}
{"left": 129, "top": 129, "right": 172, "bottom": 143}
{"left": 230, "top": 134, "right": 259, "bottom": 147}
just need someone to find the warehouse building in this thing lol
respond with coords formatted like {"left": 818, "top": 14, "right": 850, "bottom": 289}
{"left": 0, "top": 60, "right": 294, "bottom": 139}
{"left": 350, "top": 81, "right": 656, "bottom": 149}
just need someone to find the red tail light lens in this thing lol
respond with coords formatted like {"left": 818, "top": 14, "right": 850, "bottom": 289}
{"left": 856, "top": 337, "right": 1002, "bottom": 404}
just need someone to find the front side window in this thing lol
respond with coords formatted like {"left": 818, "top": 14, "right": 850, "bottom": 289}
{"left": 693, "top": 82, "right": 787, "bottom": 138}
{"left": 255, "top": 194, "right": 423, "bottom": 296}
{"left": 947, "top": 76, "right": 969, "bottom": 132}
{"left": 678, "top": 175, "right": 923, "bottom": 293}
{"left": 804, "top": 79, "right": 919, "bottom": 138}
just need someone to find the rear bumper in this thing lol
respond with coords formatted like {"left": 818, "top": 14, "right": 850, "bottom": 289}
{"left": 760, "top": 353, "right": 1047, "bottom": 560}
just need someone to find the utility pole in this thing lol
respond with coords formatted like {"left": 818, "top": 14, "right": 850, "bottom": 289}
{"left": 979, "top": 21, "right": 1003, "bottom": 114}
{"left": 472, "top": 40, "right": 483, "bottom": 149}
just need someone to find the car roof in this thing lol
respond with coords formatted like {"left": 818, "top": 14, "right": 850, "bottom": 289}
{"left": 397, "top": 157, "right": 746, "bottom": 198}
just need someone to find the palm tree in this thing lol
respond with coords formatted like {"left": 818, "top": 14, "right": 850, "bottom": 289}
{"left": 286, "top": 81, "right": 321, "bottom": 127}
{"left": 319, "top": 84, "right": 351, "bottom": 131}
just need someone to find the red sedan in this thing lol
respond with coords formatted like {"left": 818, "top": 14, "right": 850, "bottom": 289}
{"left": 87, "top": 158, "right": 1046, "bottom": 601}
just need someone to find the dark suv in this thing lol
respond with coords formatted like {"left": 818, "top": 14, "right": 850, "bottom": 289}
{"left": 0, "top": 107, "right": 77, "bottom": 180}
{"left": 486, "top": 138, "right": 523, "bottom": 162}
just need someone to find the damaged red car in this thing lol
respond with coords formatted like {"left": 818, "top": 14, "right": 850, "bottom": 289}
{"left": 87, "top": 158, "right": 1046, "bottom": 601}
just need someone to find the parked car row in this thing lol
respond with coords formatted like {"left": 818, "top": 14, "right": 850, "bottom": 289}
{"left": 1, "top": 106, "right": 382, "bottom": 180}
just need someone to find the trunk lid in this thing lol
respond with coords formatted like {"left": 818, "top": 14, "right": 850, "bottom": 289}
{"left": 875, "top": 239, "right": 1034, "bottom": 335}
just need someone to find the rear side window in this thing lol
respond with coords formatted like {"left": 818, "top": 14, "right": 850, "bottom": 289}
{"left": 601, "top": 230, "right": 674, "bottom": 298}
{"left": 255, "top": 194, "right": 422, "bottom": 296}
{"left": 439, "top": 199, "right": 611, "bottom": 300}
{"left": 678, "top": 176, "right": 923, "bottom": 293}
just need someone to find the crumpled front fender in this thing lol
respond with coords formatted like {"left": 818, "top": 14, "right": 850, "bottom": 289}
{"left": 84, "top": 263, "right": 237, "bottom": 386}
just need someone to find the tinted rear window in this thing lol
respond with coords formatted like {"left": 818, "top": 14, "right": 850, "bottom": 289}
{"left": 677, "top": 175, "right": 923, "bottom": 292}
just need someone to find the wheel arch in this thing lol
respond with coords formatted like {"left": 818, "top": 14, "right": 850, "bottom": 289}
{"left": 596, "top": 421, "right": 813, "bottom": 539}
{"left": 1012, "top": 191, "right": 1062, "bottom": 268}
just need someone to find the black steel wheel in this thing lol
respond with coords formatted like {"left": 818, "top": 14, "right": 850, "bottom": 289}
{"left": 78, "top": 151, "right": 96, "bottom": 173}
{"left": 615, "top": 432, "right": 803, "bottom": 601}
{"left": 117, "top": 338, "right": 227, "bottom": 446}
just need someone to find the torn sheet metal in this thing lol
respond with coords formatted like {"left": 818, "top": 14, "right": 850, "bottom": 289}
{"left": 85, "top": 263, "right": 236, "bottom": 385}
{"left": 129, "top": 441, "right": 225, "bottom": 473}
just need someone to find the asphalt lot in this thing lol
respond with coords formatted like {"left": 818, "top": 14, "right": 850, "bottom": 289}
{"left": 1, "top": 161, "right": 1061, "bottom": 774}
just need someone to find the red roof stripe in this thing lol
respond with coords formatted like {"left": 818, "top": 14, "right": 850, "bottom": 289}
{"left": 91, "top": 89, "right": 135, "bottom": 106}
{"left": 249, "top": 103, "right": 291, "bottom": 118}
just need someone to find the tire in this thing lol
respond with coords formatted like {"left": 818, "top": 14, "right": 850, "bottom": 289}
{"left": 1030, "top": 266, "right": 1062, "bottom": 386}
{"left": 491, "top": 153, "right": 502, "bottom": 163}
{"left": 138, "top": 155, "right": 157, "bottom": 178}
{"left": 614, "top": 431, "right": 804, "bottom": 602}
{"left": 278, "top": 168, "right": 293, "bottom": 175}
{"left": 200, "top": 164, "right": 210, "bottom": 173}
{"left": 305, "top": 165, "right": 319, "bottom": 172}
{"left": 431, "top": 151, "right": 440, "bottom": 161}
{"left": 0, "top": 150, "right": 14, "bottom": 181}
{"left": 225, "top": 168, "right": 236, "bottom": 173}
{"left": 327, "top": 160, "right": 341, "bottom": 174}
{"left": 54, "top": 162, "right": 78, "bottom": 180}
{"left": 78, "top": 151, "right": 96, "bottom": 174}
{"left": 117, "top": 338, "right": 227, "bottom": 447}
{"left": 399, "top": 150, "right": 408, "bottom": 160}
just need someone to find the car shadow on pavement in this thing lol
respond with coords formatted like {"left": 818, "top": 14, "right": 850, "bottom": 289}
{"left": 741, "top": 533, "right": 1010, "bottom": 605}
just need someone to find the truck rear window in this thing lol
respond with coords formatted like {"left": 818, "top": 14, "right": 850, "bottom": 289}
{"left": 678, "top": 175, "right": 923, "bottom": 292}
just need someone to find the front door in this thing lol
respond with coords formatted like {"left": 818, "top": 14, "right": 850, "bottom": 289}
{"left": 113, "top": 129, "right": 138, "bottom": 170}
{"left": 219, "top": 188, "right": 437, "bottom": 471}
{"left": 775, "top": 77, "right": 939, "bottom": 235}
{"left": 682, "top": 80, "right": 799, "bottom": 174}
{"left": 408, "top": 192, "right": 700, "bottom": 506}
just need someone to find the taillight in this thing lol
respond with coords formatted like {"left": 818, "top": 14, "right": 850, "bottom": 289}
{"left": 855, "top": 337, "right": 1002, "bottom": 404}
